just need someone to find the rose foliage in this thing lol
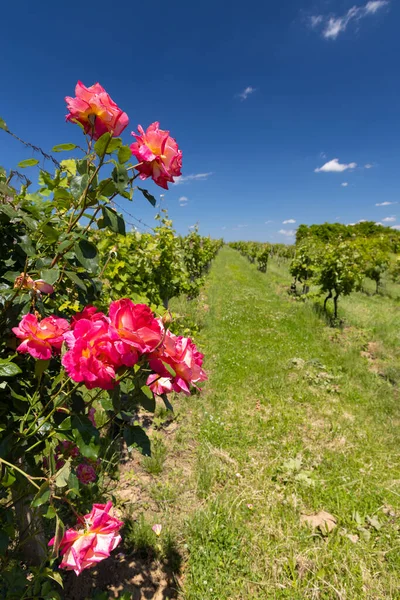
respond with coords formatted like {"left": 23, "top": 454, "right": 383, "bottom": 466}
{"left": 0, "top": 82, "right": 213, "bottom": 599}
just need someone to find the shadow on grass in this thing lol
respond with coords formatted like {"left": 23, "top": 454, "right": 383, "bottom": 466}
{"left": 63, "top": 546, "right": 182, "bottom": 600}
{"left": 63, "top": 521, "right": 183, "bottom": 600}
{"left": 312, "top": 300, "right": 345, "bottom": 328}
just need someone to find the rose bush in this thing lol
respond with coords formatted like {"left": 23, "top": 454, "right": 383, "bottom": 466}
{"left": 0, "top": 82, "right": 210, "bottom": 599}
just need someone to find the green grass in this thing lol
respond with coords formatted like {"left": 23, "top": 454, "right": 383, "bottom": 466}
{"left": 177, "top": 247, "right": 400, "bottom": 599}
{"left": 118, "top": 247, "right": 400, "bottom": 599}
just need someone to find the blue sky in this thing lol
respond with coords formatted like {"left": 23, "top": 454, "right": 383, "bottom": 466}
{"left": 1, "top": 0, "right": 399, "bottom": 242}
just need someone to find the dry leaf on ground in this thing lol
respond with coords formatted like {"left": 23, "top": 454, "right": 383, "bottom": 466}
{"left": 300, "top": 510, "right": 337, "bottom": 534}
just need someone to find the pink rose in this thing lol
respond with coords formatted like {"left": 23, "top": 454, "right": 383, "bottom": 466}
{"left": 14, "top": 274, "right": 54, "bottom": 295}
{"left": 13, "top": 314, "right": 70, "bottom": 360}
{"left": 49, "top": 502, "right": 123, "bottom": 575}
{"left": 62, "top": 319, "right": 120, "bottom": 390}
{"left": 147, "top": 330, "right": 207, "bottom": 396}
{"left": 71, "top": 305, "right": 107, "bottom": 330}
{"left": 109, "top": 299, "right": 162, "bottom": 364}
{"left": 76, "top": 463, "right": 97, "bottom": 485}
{"left": 130, "top": 122, "right": 182, "bottom": 189}
{"left": 65, "top": 82, "right": 129, "bottom": 141}
{"left": 58, "top": 441, "right": 80, "bottom": 459}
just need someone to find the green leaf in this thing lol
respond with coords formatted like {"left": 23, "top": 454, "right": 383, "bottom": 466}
{"left": 138, "top": 187, "right": 156, "bottom": 207}
{"left": 94, "top": 132, "right": 112, "bottom": 157}
{"left": 118, "top": 145, "right": 132, "bottom": 164}
{"left": 51, "top": 515, "right": 65, "bottom": 559}
{"left": 41, "top": 224, "right": 60, "bottom": 243}
{"left": 65, "top": 270, "right": 87, "bottom": 291}
{"left": 0, "top": 117, "right": 8, "bottom": 131}
{"left": 71, "top": 415, "right": 100, "bottom": 459}
{"left": 35, "top": 359, "right": 50, "bottom": 380}
{"left": 52, "top": 143, "right": 77, "bottom": 152}
{"left": 138, "top": 385, "right": 156, "bottom": 412}
{"left": 101, "top": 206, "right": 126, "bottom": 235}
{"left": 0, "top": 204, "right": 18, "bottom": 220}
{"left": 18, "top": 234, "right": 35, "bottom": 256}
{"left": 106, "top": 138, "right": 122, "bottom": 154}
{"left": 32, "top": 481, "right": 51, "bottom": 507}
{"left": 98, "top": 178, "right": 117, "bottom": 197}
{"left": 55, "top": 460, "right": 71, "bottom": 488}
{"left": 54, "top": 188, "right": 71, "bottom": 208}
{"left": 0, "top": 359, "right": 22, "bottom": 378}
{"left": 43, "top": 505, "right": 57, "bottom": 519}
{"left": 112, "top": 164, "right": 129, "bottom": 193}
{"left": 76, "top": 158, "right": 88, "bottom": 175}
{"left": 124, "top": 424, "right": 151, "bottom": 456}
{"left": 70, "top": 174, "right": 89, "bottom": 199}
{"left": 40, "top": 267, "right": 60, "bottom": 285}
{"left": 1, "top": 469, "right": 16, "bottom": 488}
{"left": 47, "top": 570, "right": 64, "bottom": 588}
{"left": 74, "top": 239, "right": 99, "bottom": 274}
{"left": 67, "top": 472, "right": 80, "bottom": 496}
{"left": 60, "top": 158, "right": 77, "bottom": 175}
{"left": 18, "top": 158, "right": 39, "bottom": 168}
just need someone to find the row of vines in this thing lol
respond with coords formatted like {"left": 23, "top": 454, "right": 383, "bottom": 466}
{"left": 230, "top": 223, "right": 400, "bottom": 320}
{"left": 0, "top": 82, "right": 221, "bottom": 599}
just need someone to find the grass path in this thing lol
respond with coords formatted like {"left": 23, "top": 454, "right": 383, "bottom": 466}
{"left": 175, "top": 246, "right": 400, "bottom": 599}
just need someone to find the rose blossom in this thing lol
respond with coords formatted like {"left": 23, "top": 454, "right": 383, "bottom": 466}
{"left": 109, "top": 299, "right": 162, "bottom": 365}
{"left": 71, "top": 305, "right": 107, "bottom": 329}
{"left": 49, "top": 502, "right": 123, "bottom": 575}
{"left": 62, "top": 318, "right": 121, "bottom": 390}
{"left": 65, "top": 81, "right": 129, "bottom": 141}
{"left": 58, "top": 441, "right": 80, "bottom": 459}
{"left": 13, "top": 314, "right": 70, "bottom": 360}
{"left": 147, "top": 329, "right": 207, "bottom": 396}
{"left": 130, "top": 122, "right": 182, "bottom": 189}
{"left": 76, "top": 463, "right": 97, "bottom": 485}
{"left": 14, "top": 274, "right": 54, "bottom": 295}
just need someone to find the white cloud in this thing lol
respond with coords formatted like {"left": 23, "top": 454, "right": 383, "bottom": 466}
{"left": 178, "top": 196, "right": 188, "bottom": 206}
{"left": 238, "top": 86, "right": 256, "bottom": 101}
{"left": 341, "top": 182, "right": 349, "bottom": 187}
{"left": 375, "top": 222, "right": 383, "bottom": 225}
{"left": 278, "top": 229, "right": 296, "bottom": 237}
{"left": 376, "top": 201, "right": 397, "bottom": 206}
{"left": 265, "top": 220, "right": 273, "bottom": 224}
{"left": 365, "top": 1, "right": 389, "bottom": 14}
{"left": 323, "top": 7, "right": 359, "bottom": 39}
{"left": 391, "top": 225, "right": 400, "bottom": 230}
{"left": 173, "top": 172, "right": 213, "bottom": 185}
{"left": 283, "top": 219, "right": 296, "bottom": 224}
{"left": 310, "top": 1, "right": 389, "bottom": 40}
{"left": 310, "top": 15, "right": 324, "bottom": 28}
{"left": 382, "top": 216, "right": 396, "bottom": 222}
{"left": 364, "top": 163, "right": 373, "bottom": 169}
{"left": 315, "top": 158, "right": 357, "bottom": 173}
